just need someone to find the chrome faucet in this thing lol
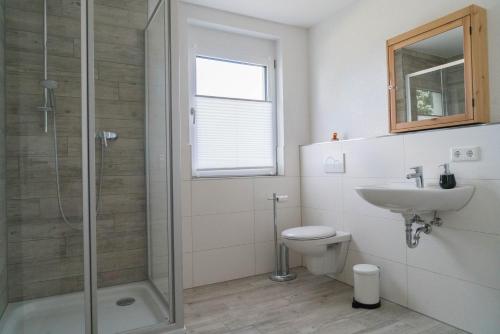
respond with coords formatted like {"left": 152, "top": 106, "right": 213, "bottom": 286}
{"left": 407, "top": 166, "right": 424, "bottom": 188}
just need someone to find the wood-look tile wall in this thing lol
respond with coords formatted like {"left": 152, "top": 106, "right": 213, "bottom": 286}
{"left": 5, "top": 0, "right": 148, "bottom": 302}
{"left": 0, "top": 0, "right": 7, "bottom": 316}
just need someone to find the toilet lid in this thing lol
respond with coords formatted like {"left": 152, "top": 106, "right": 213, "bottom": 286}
{"left": 281, "top": 226, "right": 336, "bottom": 240}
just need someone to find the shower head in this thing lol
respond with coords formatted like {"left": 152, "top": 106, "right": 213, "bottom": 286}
{"left": 41, "top": 79, "right": 58, "bottom": 89}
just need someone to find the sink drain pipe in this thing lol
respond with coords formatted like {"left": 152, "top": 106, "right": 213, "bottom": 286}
{"left": 404, "top": 212, "right": 441, "bottom": 248}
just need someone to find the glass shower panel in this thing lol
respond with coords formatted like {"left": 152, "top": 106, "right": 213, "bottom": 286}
{"left": 93, "top": 0, "right": 171, "bottom": 332}
{"left": 146, "top": 1, "right": 171, "bottom": 303}
{"left": 0, "top": 0, "right": 86, "bottom": 333}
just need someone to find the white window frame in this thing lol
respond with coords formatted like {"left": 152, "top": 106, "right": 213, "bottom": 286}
{"left": 189, "top": 29, "right": 277, "bottom": 178}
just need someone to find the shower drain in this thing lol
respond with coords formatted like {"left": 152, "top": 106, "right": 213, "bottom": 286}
{"left": 116, "top": 297, "right": 136, "bottom": 306}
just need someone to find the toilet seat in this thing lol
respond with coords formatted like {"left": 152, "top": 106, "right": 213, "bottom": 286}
{"left": 282, "top": 226, "right": 336, "bottom": 240}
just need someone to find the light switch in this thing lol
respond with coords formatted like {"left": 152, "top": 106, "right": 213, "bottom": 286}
{"left": 324, "top": 153, "right": 345, "bottom": 173}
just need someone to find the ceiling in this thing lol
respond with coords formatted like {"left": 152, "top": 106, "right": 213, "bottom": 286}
{"left": 181, "top": 0, "right": 357, "bottom": 27}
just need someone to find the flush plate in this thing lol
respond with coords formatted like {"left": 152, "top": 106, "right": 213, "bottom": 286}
{"left": 324, "top": 153, "right": 345, "bottom": 173}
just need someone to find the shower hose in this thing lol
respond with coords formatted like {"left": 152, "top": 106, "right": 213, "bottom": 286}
{"left": 48, "top": 88, "right": 106, "bottom": 231}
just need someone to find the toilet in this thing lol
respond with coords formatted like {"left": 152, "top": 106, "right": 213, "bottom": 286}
{"left": 281, "top": 226, "right": 351, "bottom": 275}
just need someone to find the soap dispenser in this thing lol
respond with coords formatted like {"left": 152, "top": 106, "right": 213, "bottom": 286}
{"left": 439, "top": 163, "right": 456, "bottom": 189}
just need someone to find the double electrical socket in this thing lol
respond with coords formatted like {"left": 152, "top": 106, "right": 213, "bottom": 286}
{"left": 451, "top": 146, "right": 480, "bottom": 162}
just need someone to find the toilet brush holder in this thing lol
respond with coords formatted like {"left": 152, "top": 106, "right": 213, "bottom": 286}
{"left": 269, "top": 192, "right": 297, "bottom": 282}
{"left": 270, "top": 243, "right": 297, "bottom": 282}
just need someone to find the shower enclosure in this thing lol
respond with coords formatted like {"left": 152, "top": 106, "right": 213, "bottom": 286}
{"left": 0, "top": 0, "right": 183, "bottom": 333}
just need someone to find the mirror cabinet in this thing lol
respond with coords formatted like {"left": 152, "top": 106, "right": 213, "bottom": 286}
{"left": 387, "top": 5, "right": 489, "bottom": 133}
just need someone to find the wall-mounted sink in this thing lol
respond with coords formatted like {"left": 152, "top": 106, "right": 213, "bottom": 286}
{"left": 355, "top": 183, "right": 475, "bottom": 249}
{"left": 355, "top": 183, "right": 475, "bottom": 214}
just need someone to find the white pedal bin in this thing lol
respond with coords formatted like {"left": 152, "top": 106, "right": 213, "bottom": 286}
{"left": 352, "top": 264, "right": 381, "bottom": 309}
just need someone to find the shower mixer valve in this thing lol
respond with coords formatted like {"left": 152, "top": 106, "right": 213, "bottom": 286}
{"left": 97, "top": 131, "right": 119, "bottom": 147}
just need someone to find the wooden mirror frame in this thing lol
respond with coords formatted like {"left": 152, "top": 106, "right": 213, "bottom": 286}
{"left": 387, "top": 5, "right": 489, "bottom": 133}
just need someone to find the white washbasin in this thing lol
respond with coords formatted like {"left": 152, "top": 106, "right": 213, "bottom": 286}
{"left": 355, "top": 183, "right": 475, "bottom": 214}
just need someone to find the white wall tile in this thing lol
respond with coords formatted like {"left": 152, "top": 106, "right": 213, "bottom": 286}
{"left": 404, "top": 124, "right": 500, "bottom": 180}
{"left": 344, "top": 212, "right": 406, "bottom": 263}
{"left": 255, "top": 241, "right": 302, "bottom": 275}
{"left": 182, "top": 180, "right": 191, "bottom": 217}
{"left": 183, "top": 252, "right": 193, "bottom": 289}
{"left": 192, "top": 244, "right": 255, "bottom": 286}
{"left": 284, "top": 145, "right": 301, "bottom": 177}
{"left": 254, "top": 207, "right": 301, "bottom": 243}
{"left": 407, "top": 227, "right": 500, "bottom": 290}
{"left": 186, "top": 161, "right": 301, "bottom": 286}
{"left": 255, "top": 241, "right": 275, "bottom": 274}
{"left": 337, "top": 249, "right": 408, "bottom": 307}
{"left": 343, "top": 136, "right": 405, "bottom": 178}
{"left": 254, "top": 241, "right": 302, "bottom": 274}
{"left": 300, "top": 142, "right": 343, "bottom": 177}
{"left": 301, "top": 176, "right": 342, "bottom": 211}
{"left": 181, "top": 145, "right": 192, "bottom": 181}
{"left": 465, "top": 277, "right": 500, "bottom": 334}
{"left": 182, "top": 216, "right": 193, "bottom": 253}
{"left": 342, "top": 177, "right": 403, "bottom": 220}
{"left": 440, "top": 179, "right": 500, "bottom": 235}
{"left": 192, "top": 212, "right": 254, "bottom": 251}
{"left": 300, "top": 144, "right": 322, "bottom": 177}
{"left": 191, "top": 178, "right": 254, "bottom": 215}
{"left": 301, "top": 124, "right": 500, "bottom": 333}
{"left": 406, "top": 266, "right": 500, "bottom": 333}
{"left": 253, "top": 176, "right": 300, "bottom": 210}
{"left": 301, "top": 207, "right": 343, "bottom": 231}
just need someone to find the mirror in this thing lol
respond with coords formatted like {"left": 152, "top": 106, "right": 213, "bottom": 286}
{"left": 395, "top": 27, "right": 464, "bottom": 123}
{"left": 387, "top": 5, "right": 489, "bottom": 133}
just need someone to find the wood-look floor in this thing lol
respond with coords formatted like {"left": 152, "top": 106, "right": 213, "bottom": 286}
{"left": 184, "top": 268, "right": 467, "bottom": 334}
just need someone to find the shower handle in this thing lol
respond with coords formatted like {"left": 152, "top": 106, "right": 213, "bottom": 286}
{"left": 37, "top": 106, "right": 50, "bottom": 133}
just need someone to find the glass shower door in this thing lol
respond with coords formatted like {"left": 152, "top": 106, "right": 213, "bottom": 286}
{"left": 89, "top": 0, "right": 174, "bottom": 332}
{"left": 145, "top": 0, "right": 172, "bottom": 306}
{"left": 0, "top": 0, "right": 86, "bottom": 333}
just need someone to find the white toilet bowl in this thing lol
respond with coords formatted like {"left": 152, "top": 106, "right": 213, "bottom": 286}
{"left": 281, "top": 226, "right": 351, "bottom": 275}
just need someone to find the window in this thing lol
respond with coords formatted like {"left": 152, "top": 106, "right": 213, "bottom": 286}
{"left": 196, "top": 57, "right": 267, "bottom": 101}
{"left": 191, "top": 56, "right": 276, "bottom": 177}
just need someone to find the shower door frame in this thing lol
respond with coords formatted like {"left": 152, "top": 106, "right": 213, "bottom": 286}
{"left": 81, "top": 0, "right": 98, "bottom": 332}
{"left": 80, "top": 0, "right": 184, "bottom": 333}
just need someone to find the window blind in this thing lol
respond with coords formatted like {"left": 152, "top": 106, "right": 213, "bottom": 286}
{"left": 193, "top": 96, "right": 275, "bottom": 177}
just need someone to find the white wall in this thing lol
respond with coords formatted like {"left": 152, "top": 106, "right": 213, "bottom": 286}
{"left": 309, "top": 0, "right": 500, "bottom": 141}
{"left": 300, "top": 123, "right": 500, "bottom": 333}
{"left": 177, "top": 3, "right": 310, "bottom": 288}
